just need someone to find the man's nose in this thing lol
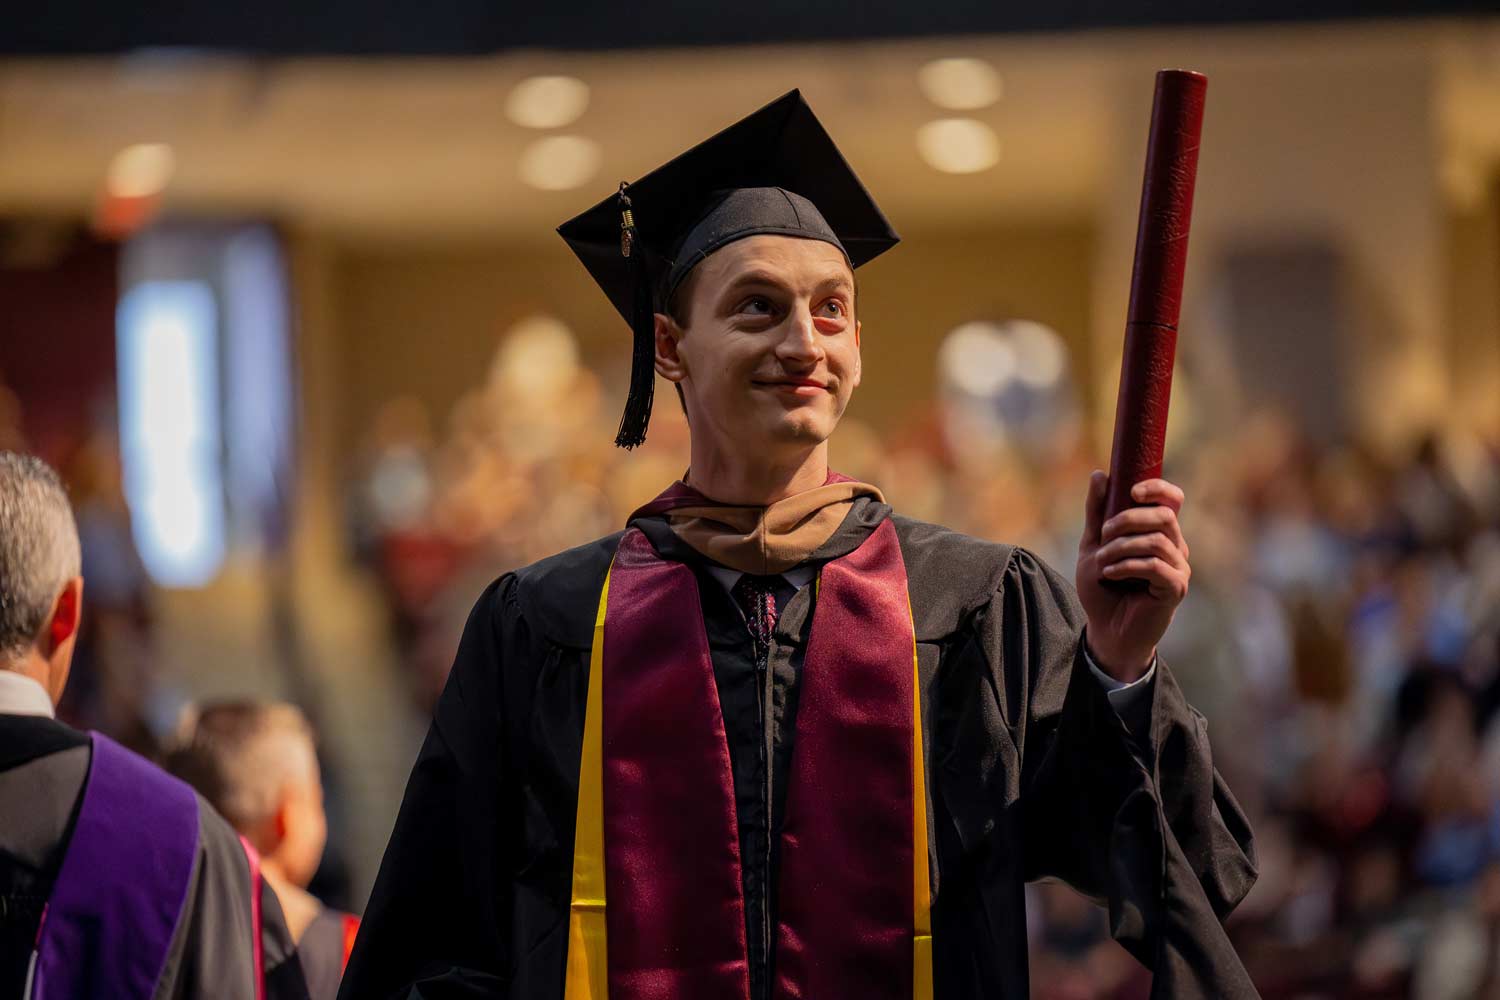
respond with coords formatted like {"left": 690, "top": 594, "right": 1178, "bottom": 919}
{"left": 776, "top": 304, "right": 822, "bottom": 366}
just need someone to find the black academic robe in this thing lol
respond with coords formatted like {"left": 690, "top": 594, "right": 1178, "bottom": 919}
{"left": 343, "top": 499, "right": 1258, "bottom": 999}
{"left": 0, "top": 713, "right": 310, "bottom": 1000}
{"left": 300, "top": 905, "right": 358, "bottom": 1000}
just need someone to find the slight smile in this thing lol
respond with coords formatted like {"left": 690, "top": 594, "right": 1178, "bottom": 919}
{"left": 752, "top": 378, "right": 831, "bottom": 397}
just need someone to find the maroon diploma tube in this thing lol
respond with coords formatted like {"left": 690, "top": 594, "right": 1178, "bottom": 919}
{"left": 1104, "top": 69, "right": 1207, "bottom": 528}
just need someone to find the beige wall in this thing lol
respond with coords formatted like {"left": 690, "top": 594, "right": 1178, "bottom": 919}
{"left": 1445, "top": 189, "right": 1500, "bottom": 429}
{"left": 851, "top": 225, "right": 1096, "bottom": 429}
{"left": 327, "top": 237, "right": 618, "bottom": 460}
{"left": 1091, "top": 32, "right": 1448, "bottom": 452}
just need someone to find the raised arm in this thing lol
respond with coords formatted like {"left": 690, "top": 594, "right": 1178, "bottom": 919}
{"left": 998, "top": 543, "right": 1258, "bottom": 997}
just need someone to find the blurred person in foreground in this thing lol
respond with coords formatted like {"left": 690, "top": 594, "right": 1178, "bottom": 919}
{"left": 346, "top": 91, "right": 1256, "bottom": 1000}
{"left": 0, "top": 451, "right": 308, "bottom": 999}
{"left": 166, "top": 701, "right": 359, "bottom": 1000}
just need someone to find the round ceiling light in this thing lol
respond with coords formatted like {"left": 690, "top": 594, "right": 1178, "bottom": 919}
{"left": 505, "top": 75, "right": 591, "bottom": 130}
{"left": 918, "top": 58, "right": 1003, "bottom": 111}
{"left": 518, "top": 135, "right": 602, "bottom": 191}
{"left": 916, "top": 119, "right": 1000, "bottom": 175}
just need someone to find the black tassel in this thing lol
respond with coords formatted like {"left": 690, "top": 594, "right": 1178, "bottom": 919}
{"left": 614, "top": 181, "right": 655, "bottom": 450}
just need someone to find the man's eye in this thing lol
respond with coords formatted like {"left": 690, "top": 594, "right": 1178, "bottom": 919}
{"left": 742, "top": 296, "right": 773, "bottom": 315}
{"left": 820, "top": 300, "right": 845, "bottom": 317}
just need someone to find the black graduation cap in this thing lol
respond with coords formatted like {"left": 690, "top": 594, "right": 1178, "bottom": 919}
{"left": 558, "top": 88, "right": 900, "bottom": 448}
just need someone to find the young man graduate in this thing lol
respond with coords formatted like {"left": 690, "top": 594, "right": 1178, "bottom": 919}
{"left": 0, "top": 452, "right": 309, "bottom": 1000}
{"left": 343, "top": 90, "right": 1258, "bottom": 1000}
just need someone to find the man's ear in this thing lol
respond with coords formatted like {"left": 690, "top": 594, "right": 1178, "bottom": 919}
{"left": 851, "top": 319, "right": 862, "bottom": 389}
{"left": 271, "top": 795, "right": 291, "bottom": 851}
{"left": 42, "top": 577, "right": 82, "bottom": 706}
{"left": 654, "top": 313, "right": 687, "bottom": 384}
{"left": 45, "top": 577, "right": 82, "bottom": 656}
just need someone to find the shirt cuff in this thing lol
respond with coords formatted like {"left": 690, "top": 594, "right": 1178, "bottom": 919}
{"left": 1083, "top": 645, "right": 1157, "bottom": 712}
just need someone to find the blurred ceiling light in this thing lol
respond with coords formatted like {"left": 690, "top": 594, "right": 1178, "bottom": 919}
{"left": 916, "top": 119, "right": 1000, "bottom": 175}
{"left": 918, "top": 57, "right": 1003, "bottom": 110}
{"left": 939, "top": 322, "right": 1016, "bottom": 397}
{"left": 506, "top": 75, "right": 591, "bottom": 130}
{"left": 106, "top": 143, "right": 176, "bottom": 198}
{"left": 518, "top": 135, "right": 602, "bottom": 191}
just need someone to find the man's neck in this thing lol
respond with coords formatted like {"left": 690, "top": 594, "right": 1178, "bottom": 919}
{"left": 0, "top": 667, "right": 56, "bottom": 718}
{"left": 0, "top": 656, "right": 56, "bottom": 714}
{"left": 260, "top": 860, "right": 323, "bottom": 942}
{"left": 685, "top": 442, "right": 829, "bottom": 505}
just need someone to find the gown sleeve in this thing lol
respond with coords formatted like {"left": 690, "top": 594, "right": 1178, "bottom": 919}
{"left": 994, "top": 548, "right": 1260, "bottom": 998}
{"left": 339, "top": 576, "right": 519, "bottom": 1000}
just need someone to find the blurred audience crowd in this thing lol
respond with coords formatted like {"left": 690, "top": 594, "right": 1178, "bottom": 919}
{"left": 1023, "top": 411, "right": 1500, "bottom": 1000}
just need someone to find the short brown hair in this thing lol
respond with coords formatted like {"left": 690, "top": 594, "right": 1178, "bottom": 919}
{"left": 163, "top": 701, "right": 318, "bottom": 832}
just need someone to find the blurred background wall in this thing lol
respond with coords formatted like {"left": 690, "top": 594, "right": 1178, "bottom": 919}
{"left": 5, "top": 8, "right": 1500, "bottom": 996}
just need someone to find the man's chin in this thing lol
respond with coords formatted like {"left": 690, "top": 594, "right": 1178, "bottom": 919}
{"left": 764, "top": 412, "right": 835, "bottom": 446}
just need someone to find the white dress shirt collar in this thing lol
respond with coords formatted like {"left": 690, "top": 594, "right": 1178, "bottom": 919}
{"left": 0, "top": 670, "right": 55, "bottom": 718}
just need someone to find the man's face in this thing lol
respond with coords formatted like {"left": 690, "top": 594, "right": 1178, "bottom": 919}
{"left": 658, "top": 235, "right": 861, "bottom": 456}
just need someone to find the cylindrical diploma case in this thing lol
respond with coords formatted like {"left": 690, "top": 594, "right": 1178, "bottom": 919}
{"left": 1104, "top": 70, "right": 1206, "bottom": 539}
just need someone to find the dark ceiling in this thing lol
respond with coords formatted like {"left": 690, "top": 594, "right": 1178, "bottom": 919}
{"left": 5, "top": 0, "right": 1499, "bottom": 56}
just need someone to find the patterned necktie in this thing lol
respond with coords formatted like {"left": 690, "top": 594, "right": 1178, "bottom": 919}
{"left": 730, "top": 573, "right": 797, "bottom": 657}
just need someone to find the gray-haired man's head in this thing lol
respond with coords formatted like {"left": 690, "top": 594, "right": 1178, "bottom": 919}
{"left": 0, "top": 452, "right": 83, "bottom": 702}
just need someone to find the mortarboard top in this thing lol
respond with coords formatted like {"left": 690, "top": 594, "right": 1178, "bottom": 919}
{"left": 557, "top": 88, "right": 900, "bottom": 448}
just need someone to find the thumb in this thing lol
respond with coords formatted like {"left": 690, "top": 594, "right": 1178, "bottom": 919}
{"left": 1083, "top": 470, "right": 1108, "bottom": 548}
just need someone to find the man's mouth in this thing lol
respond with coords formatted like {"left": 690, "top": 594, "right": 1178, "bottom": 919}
{"left": 752, "top": 377, "right": 830, "bottom": 396}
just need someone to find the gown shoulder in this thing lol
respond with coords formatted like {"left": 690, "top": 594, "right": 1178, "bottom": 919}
{"left": 890, "top": 514, "right": 1077, "bottom": 642}
{"left": 495, "top": 530, "right": 625, "bottom": 651}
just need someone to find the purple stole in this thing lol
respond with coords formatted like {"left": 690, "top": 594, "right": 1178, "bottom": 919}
{"left": 587, "top": 510, "right": 923, "bottom": 999}
{"left": 30, "top": 732, "right": 199, "bottom": 1000}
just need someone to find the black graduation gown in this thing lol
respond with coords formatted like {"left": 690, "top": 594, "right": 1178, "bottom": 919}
{"left": 0, "top": 713, "right": 310, "bottom": 1000}
{"left": 342, "top": 499, "right": 1258, "bottom": 999}
{"left": 300, "top": 905, "right": 358, "bottom": 1000}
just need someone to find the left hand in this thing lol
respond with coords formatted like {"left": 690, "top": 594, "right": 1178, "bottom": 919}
{"left": 1074, "top": 471, "right": 1191, "bottom": 682}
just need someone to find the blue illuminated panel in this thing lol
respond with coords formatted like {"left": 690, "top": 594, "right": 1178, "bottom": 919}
{"left": 116, "top": 280, "right": 226, "bottom": 587}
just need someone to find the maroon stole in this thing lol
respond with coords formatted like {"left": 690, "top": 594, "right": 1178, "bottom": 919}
{"left": 601, "top": 527, "right": 752, "bottom": 995}
{"left": 591, "top": 514, "right": 919, "bottom": 998}
{"left": 773, "top": 517, "right": 916, "bottom": 997}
